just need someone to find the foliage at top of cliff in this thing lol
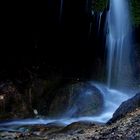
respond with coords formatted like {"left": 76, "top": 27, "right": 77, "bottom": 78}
{"left": 131, "top": 0, "right": 140, "bottom": 26}
{"left": 92, "top": 0, "right": 140, "bottom": 26}
{"left": 92, "top": 0, "right": 108, "bottom": 11}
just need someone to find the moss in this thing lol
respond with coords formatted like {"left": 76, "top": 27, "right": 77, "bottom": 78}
{"left": 92, "top": 0, "right": 140, "bottom": 26}
{"left": 92, "top": 0, "right": 108, "bottom": 11}
{"left": 130, "top": 0, "right": 140, "bottom": 26}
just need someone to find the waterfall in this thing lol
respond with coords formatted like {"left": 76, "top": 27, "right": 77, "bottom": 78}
{"left": 106, "top": 0, "right": 133, "bottom": 89}
{"left": 0, "top": 0, "right": 138, "bottom": 129}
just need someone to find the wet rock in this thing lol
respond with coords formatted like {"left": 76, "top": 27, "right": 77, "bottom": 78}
{"left": 108, "top": 93, "right": 140, "bottom": 124}
{"left": 0, "top": 131, "right": 23, "bottom": 139}
{"left": 49, "top": 82, "right": 104, "bottom": 117}
{"left": 60, "top": 121, "right": 93, "bottom": 134}
{"left": 0, "top": 108, "right": 139, "bottom": 140}
{"left": 20, "top": 124, "right": 64, "bottom": 136}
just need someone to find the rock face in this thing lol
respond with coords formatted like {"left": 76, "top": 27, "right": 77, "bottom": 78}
{"left": 49, "top": 82, "right": 104, "bottom": 117}
{"left": 0, "top": 80, "right": 104, "bottom": 119}
{"left": 0, "top": 81, "right": 32, "bottom": 120}
{"left": 28, "top": 77, "right": 62, "bottom": 116}
{"left": 108, "top": 93, "right": 140, "bottom": 124}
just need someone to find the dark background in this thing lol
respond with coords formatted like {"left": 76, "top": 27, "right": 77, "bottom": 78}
{"left": 0, "top": 0, "right": 106, "bottom": 80}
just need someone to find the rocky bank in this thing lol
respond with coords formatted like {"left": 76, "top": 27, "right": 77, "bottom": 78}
{"left": 0, "top": 93, "right": 140, "bottom": 140}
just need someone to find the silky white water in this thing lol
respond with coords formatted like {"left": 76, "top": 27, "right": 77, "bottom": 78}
{"left": 106, "top": 0, "right": 132, "bottom": 89}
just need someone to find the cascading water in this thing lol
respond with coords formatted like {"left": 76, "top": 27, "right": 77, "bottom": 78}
{"left": 59, "top": 0, "right": 63, "bottom": 22}
{"left": 106, "top": 0, "right": 133, "bottom": 89}
{"left": 92, "top": 0, "right": 135, "bottom": 122}
{"left": 0, "top": 0, "right": 137, "bottom": 129}
{"left": 92, "top": 0, "right": 136, "bottom": 123}
{"left": 98, "top": 12, "right": 103, "bottom": 35}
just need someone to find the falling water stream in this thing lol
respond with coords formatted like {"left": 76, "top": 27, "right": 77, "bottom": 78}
{"left": 59, "top": 0, "right": 63, "bottom": 23}
{"left": 0, "top": 0, "right": 138, "bottom": 129}
{"left": 98, "top": 12, "right": 103, "bottom": 35}
{"left": 106, "top": 0, "right": 132, "bottom": 89}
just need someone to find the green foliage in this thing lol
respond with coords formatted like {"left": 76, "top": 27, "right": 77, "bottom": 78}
{"left": 130, "top": 0, "right": 140, "bottom": 26}
{"left": 92, "top": 0, "right": 140, "bottom": 26}
{"left": 92, "top": 0, "right": 108, "bottom": 11}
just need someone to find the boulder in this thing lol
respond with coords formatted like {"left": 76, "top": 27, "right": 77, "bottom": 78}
{"left": 49, "top": 82, "right": 104, "bottom": 117}
{"left": 108, "top": 93, "right": 140, "bottom": 124}
{"left": 28, "top": 76, "right": 63, "bottom": 116}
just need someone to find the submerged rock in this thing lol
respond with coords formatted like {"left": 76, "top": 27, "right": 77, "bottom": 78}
{"left": 49, "top": 82, "right": 104, "bottom": 117}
